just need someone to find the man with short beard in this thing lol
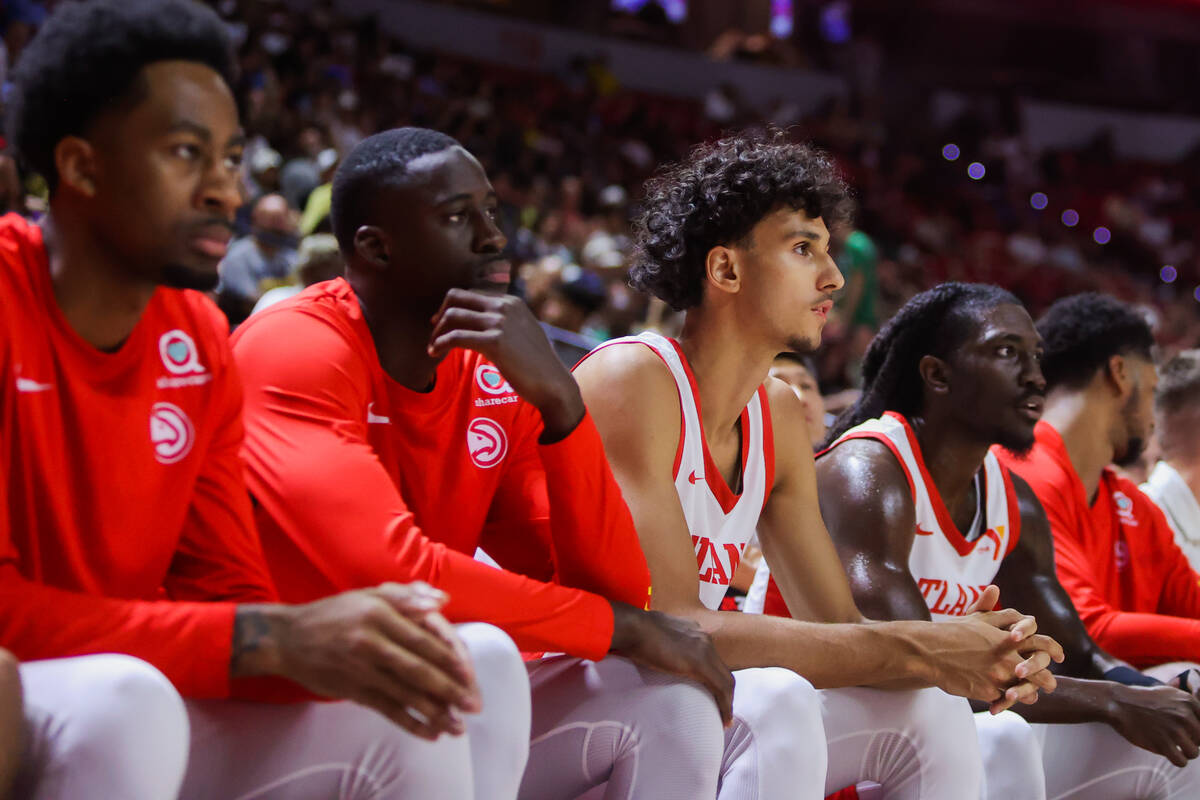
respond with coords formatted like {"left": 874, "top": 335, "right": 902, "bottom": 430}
{"left": 575, "top": 133, "right": 1064, "bottom": 799}
{"left": 1, "top": 4, "right": 516, "bottom": 798}
{"left": 752, "top": 283, "right": 1200, "bottom": 799}
{"left": 1000, "top": 293, "right": 1200, "bottom": 673}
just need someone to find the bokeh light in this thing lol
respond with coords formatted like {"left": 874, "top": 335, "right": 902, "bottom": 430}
{"left": 1030, "top": 192, "right": 1048, "bottom": 210}
{"left": 1093, "top": 227, "right": 1111, "bottom": 244}
{"left": 1194, "top": 286, "right": 1200, "bottom": 303}
{"left": 1061, "top": 209, "right": 1079, "bottom": 227}
{"left": 967, "top": 162, "right": 986, "bottom": 180}
{"left": 1161, "top": 265, "right": 1178, "bottom": 283}
{"left": 942, "top": 143, "right": 960, "bottom": 161}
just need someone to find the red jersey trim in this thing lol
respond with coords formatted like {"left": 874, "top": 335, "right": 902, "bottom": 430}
{"left": 819, "top": 429, "right": 917, "bottom": 499}
{"left": 575, "top": 339, "right": 686, "bottom": 478}
{"left": 1000, "top": 463, "right": 1022, "bottom": 556}
{"left": 885, "top": 411, "right": 992, "bottom": 558}
{"left": 759, "top": 385, "right": 775, "bottom": 513}
{"left": 666, "top": 338, "right": 750, "bottom": 515}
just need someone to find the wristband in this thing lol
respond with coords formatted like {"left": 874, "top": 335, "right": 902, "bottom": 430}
{"left": 1103, "top": 665, "right": 1161, "bottom": 687}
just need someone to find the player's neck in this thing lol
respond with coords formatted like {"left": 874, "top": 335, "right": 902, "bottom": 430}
{"left": 677, "top": 311, "right": 775, "bottom": 435}
{"left": 908, "top": 414, "right": 989, "bottom": 524}
{"left": 354, "top": 292, "right": 440, "bottom": 391}
{"left": 1042, "top": 389, "right": 1113, "bottom": 504}
{"left": 41, "top": 211, "right": 157, "bottom": 352}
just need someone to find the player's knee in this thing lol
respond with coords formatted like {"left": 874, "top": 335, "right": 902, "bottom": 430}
{"left": 908, "top": 688, "right": 977, "bottom": 743}
{"left": 976, "top": 709, "right": 1040, "bottom": 774}
{"left": 740, "top": 667, "right": 823, "bottom": 742}
{"left": 458, "top": 622, "right": 526, "bottom": 698}
{"left": 456, "top": 623, "right": 530, "bottom": 765}
{"left": 65, "top": 655, "right": 189, "bottom": 788}
{"left": 981, "top": 710, "right": 1037, "bottom": 754}
{"left": 636, "top": 673, "right": 726, "bottom": 768}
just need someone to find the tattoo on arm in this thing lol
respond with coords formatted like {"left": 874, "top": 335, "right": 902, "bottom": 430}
{"left": 230, "top": 604, "right": 280, "bottom": 678}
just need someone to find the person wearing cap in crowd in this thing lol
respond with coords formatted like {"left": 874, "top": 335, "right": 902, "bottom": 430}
{"left": 217, "top": 193, "right": 299, "bottom": 322}
{"left": 233, "top": 146, "right": 282, "bottom": 236}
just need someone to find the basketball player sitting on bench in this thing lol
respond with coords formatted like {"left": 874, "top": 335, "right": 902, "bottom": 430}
{"left": 575, "top": 131, "right": 1064, "bottom": 800}
{"left": 759, "top": 283, "right": 1200, "bottom": 799}
{"left": 232, "top": 127, "right": 738, "bottom": 800}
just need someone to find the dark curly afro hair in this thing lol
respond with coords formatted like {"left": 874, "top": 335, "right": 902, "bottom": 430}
{"left": 8, "top": 0, "right": 235, "bottom": 194}
{"left": 630, "top": 130, "right": 853, "bottom": 311}
{"left": 1037, "top": 293, "right": 1155, "bottom": 391}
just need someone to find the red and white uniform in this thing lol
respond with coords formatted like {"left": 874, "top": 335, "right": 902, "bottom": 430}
{"left": 577, "top": 331, "right": 774, "bottom": 610}
{"left": 845, "top": 412, "right": 1019, "bottom": 618}
{"left": 577, "top": 339, "right": 982, "bottom": 800}
{"left": 747, "top": 411, "right": 1020, "bottom": 618}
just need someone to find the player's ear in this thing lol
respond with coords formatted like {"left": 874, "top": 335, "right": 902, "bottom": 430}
{"left": 1105, "top": 353, "right": 1133, "bottom": 399}
{"left": 918, "top": 354, "right": 951, "bottom": 396}
{"left": 54, "top": 136, "right": 98, "bottom": 198}
{"left": 353, "top": 225, "right": 390, "bottom": 271}
{"left": 704, "top": 245, "right": 740, "bottom": 297}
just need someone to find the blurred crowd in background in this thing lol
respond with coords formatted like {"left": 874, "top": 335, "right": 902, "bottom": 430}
{"left": 1, "top": 0, "right": 1198, "bottom": 406}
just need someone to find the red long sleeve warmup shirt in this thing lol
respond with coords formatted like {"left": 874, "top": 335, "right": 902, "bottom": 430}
{"left": 0, "top": 214, "right": 279, "bottom": 698}
{"left": 999, "top": 421, "right": 1200, "bottom": 666}
{"left": 231, "top": 278, "right": 650, "bottom": 660}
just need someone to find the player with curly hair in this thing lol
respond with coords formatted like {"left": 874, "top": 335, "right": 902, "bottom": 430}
{"left": 575, "top": 132, "right": 1065, "bottom": 798}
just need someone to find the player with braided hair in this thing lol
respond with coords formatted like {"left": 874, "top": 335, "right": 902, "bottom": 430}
{"left": 575, "top": 133, "right": 1065, "bottom": 798}
{"left": 823, "top": 283, "right": 1022, "bottom": 447}
{"left": 753, "top": 283, "right": 1200, "bottom": 798}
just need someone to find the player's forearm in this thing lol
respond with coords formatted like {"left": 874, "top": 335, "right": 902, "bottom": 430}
{"left": 691, "top": 607, "right": 929, "bottom": 687}
{"left": 1001, "top": 675, "right": 1115, "bottom": 725}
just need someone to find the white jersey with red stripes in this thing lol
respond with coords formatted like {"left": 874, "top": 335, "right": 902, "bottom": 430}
{"left": 577, "top": 331, "right": 773, "bottom": 610}
{"left": 747, "top": 411, "right": 1020, "bottom": 620}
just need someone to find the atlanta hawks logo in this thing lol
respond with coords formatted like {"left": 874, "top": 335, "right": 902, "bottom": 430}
{"left": 475, "top": 364, "right": 513, "bottom": 396}
{"left": 1113, "top": 491, "right": 1139, "bottom": 528}
{"left": 150, "top": 402, "right": 194, "bottom": 464}
{"left": 467, "top": 417, "right": 508, "bottom": 468}
{"left": 158, "top": 330, "right": 205, "bottom": 376}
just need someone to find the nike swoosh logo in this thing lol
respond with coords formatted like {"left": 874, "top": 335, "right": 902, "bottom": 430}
{"left": 688, "top": 470, "right": 702, "bottom": 484}
{"left": 16, "top": 378, "right": 53, "bottom": 393}
{"left": 366, "top": 402, "right": 390, "bottom": 424}
{"left": 915, "top": 526, "right": 935, "bottom": 536}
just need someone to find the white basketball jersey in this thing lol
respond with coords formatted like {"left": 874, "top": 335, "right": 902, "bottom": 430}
{"left": 581, "top": 332, "right": 773, "bottom": 610}
{"left": 836, "top": 412, "right": 1021, "bottom": 620}
{"left": 746, "top": 411, "right": 1020, "bottom": 619}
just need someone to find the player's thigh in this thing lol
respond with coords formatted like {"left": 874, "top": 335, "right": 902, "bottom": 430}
{"left": 17, "top": 654, "right": 189, "bottom": 800}
{"left": 974, "top": 710, "right": 1046, "bottom": 800}
{"left": 1039, "top": 720, "right": 1200, "bottom": 800}
{"left": 820, "top": 686, "right": 980, "bottom": 799}
{"left": 181, "top": 698, "right": 473, "bottom": 800}
{"left": 724, "top": 667, "right": 827, "bottom": 800}
{"left": 524, "top": 655, "right": 723, "bottom": 799}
